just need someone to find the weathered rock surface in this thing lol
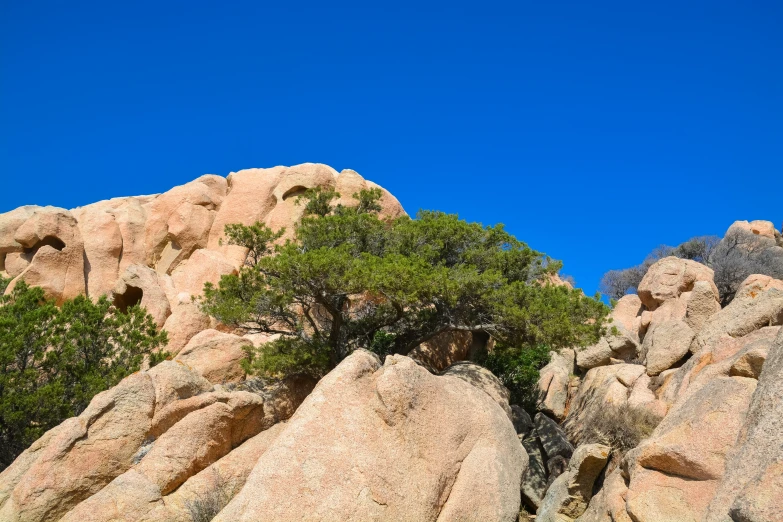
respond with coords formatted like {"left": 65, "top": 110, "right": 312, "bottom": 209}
{"left": 637, "top": 257, "right": 718, "bottom": 310}
{"left": 213, "top": 351, "right": 526, "bottom": 522}
{"left": 641, "top": 319, "right": 694, "bottom": 376}
{"left": 538, "top": 349, "right": 575, "bottom": 420}
{"left": 557, "top": 262, "right": 783, "bottom": 521}
{"left": 0, "top": 164, "right": 404, "bottom": 350}
{"left": 0, "top": 360, "right": 311, "bottom": 522}
{"left": 537, "top": 443, "right": 610, "bottom": 522}
{"left": 175, "top": 329, "right": 250, "bottom": 384}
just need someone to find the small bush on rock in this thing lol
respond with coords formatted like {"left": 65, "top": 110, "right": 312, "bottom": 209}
{"left": 582, "top": 404, "right": 662, "bottom": 456}
{"left": 185, "top": 469, "right": 232, "bottom": 522}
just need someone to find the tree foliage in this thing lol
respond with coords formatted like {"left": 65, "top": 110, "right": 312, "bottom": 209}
{"left": 202, "top": 189, "right": 610, "bottom": 379}
{"left": 0, "top": 282, "right": 168, "bottom": 470}
{"left": 478, "top": 343, "right": 552, "bottom": 414}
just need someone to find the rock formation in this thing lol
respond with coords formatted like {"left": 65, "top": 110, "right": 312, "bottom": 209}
{"left": 529, "top": 239, "right": 783, "bottom": 522}
{"left": 2, "top": 170, "right": 783, "bottom": 522}
{"left": 0, "top": 164, "right": 405, "bottom": 359}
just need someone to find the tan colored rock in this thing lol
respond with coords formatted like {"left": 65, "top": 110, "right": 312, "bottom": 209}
{"left": 633, "top": 376, "right": 756, "bottom": 481}
{"left": 59, "top": 391, "right": 268, "bottom": 522}
{"left": 162, "top": 302, "right": 212, "bottom": 355}
{"left": 611, "top": 294, "right": 643, "bottom": 334}
{"left": 537, "top": 349, "right": 575, "bottom": 420}
{"left": 622, "top": 376, "right": 756, "bottom": 522}
{"left": 577, "top": 467, "right": 632, "bottom": 522}
{"left": 143, "top": 175, "right": 226, "bottom": 274}
{"left": 147, "top": 360, "right": 213, "bottom": 412}
{"left": 735, "top": 273, "right": 783, "bottom": 300}
{"left": 637, "top": 257, "right": 718, "bottom": 310}
{"left": 214, "top": 351, "right": 526, "bottom": 522}
{"left": 207, "top": 166, "right": 286, "bottom": 266}
{"left": 704, "top": 328, "right": 783, "bottom": 522}
{"left": 113, "top": 197, "right": 150, "bottom": 273}
{"left": 727, "top": 219, "right": 778, "bottom": 240}
{"left": 175, "top": 329, "right": 249, "bottom": 384}
{"left": 338, "top": 170, "right": 406, "bottom": 220}
{"left": 159, "top": 421, "right": 288, "bottom": 521}
{"left": 625, "top": 466, "right": 717, "bottom": 522}
{"left": 691, "top": 287, "right": 783, "bottom": 355}
{"left": 137, "top": 393, "right": 264, "bottom": 495}
{"left": 264, "top": 163, "right": 339, "bottom": 240}
{"left": 170, "top": 248, "right": 237, "bottom": 297}
{"left": 0, "top": 206, "right": 40, "bottom": 256}
{"left": 58, "top": 469, "right": 163, "bottom": 522}
{"left": 8, "top": 206, "right": 86, "bottom": 304}
{"left": 576, "top": 329, "right": 638, "bottom": 370}
{"left": 563, "top": 364, "right": 645, "bottom": 444}
{"left": 408, "top": 330, "right": 473, "bottom": 372}
{"left": 2, "top": 252, "right": 28, "bottom": 279}
{"left": 536, "top": 443, "right": 610, "bottom": 522}
{"left": 641, "top": 320, "right": 694, "bottom": 376}
{"left": 441, "top": 360, "right": 513, "bottom": 419}
{"left": 684, "top": 280, "right": 721, "bottom": 332}
{"left": 0, "top": 372, "right": 156, "bottom": 522}
{"left": 72, "top": 202, "right": 123, "bottom": 298}
{"left": 112, "top": 263, "right": 171, "bottom": 327}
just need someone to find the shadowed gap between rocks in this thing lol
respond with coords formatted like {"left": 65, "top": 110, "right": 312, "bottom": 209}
{"left": 114, "top": 285, "right": 144, "bottom": 312}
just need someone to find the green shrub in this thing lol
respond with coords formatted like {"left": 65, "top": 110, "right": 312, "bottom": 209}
{"left": 478, "top": 344, "right": 551, "bottom": 414}
{"left": 0, "top": 282, "right": 168, "bottom": 470}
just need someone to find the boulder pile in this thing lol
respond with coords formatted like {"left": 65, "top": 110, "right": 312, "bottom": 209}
{"left": 2, "top": 169, "right": 782, "bottom": 521}
{"left": 529, "top": 232, "right": 783, "bottom": 522}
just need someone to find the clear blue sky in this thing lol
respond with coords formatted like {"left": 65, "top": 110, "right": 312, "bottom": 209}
{"left": 1, "top": 1, "right": 781, "bottom": 295}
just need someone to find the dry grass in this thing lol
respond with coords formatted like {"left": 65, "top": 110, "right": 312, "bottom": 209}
{"left": 581, "top": 404, "right": 662, "bottom": 456}
{"left": 185, "top": 469, "right": 232, "bottom": 522}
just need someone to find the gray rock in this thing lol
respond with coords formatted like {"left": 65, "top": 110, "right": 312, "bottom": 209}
{"left": 521, "top": 436, "right": 548, "bottom": 511}
{"left": 511, "top": 405, "right": 534, "bottom": 437}
{"left": 535, "top": 413, "right": 574, "bottom": 460}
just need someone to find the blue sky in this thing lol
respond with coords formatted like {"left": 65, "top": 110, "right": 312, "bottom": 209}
{"left": 1, "top": 1, "right": 781, "bottom": 295}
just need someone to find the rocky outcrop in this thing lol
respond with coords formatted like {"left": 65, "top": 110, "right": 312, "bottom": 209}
{"left": 546, "top": 251, "right": 783, "bottom": 521}
{"left": 0, "top": 164, "right": 404, "bottom": 353}
{"left": 214, "top": 351, "right": 526, "bottom": 521}
{"left": 0, "top": 360, "right": 314, "bottom": 522}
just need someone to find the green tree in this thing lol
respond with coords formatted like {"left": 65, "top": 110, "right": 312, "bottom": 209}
{"left": 0, "top": 282, "right": 168, "bottom": 470}
{"left": 478, "top": 343, "right": 552, "bottom": 414}
{"left": 203, "top": 189, "right": 609, "bottom": 379}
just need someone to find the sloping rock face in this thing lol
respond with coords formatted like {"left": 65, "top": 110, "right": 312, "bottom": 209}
{"left": 532, "top": 242, "right": 783, "bottom": 521}
{"left": 0, "top": 362, "right": 314, "bottom": 522}
{"left": 0, "top": 164, "right": 405, "bottom": 361}
{"left": 214, "top": 351, "right": 527, "bottom": 522}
